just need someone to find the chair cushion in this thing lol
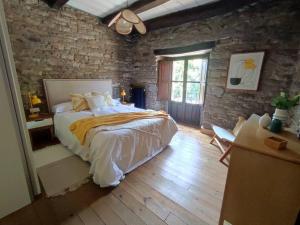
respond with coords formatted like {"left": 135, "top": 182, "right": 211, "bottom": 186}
{"left": 212, "top": 125, "right": 236, "bottom": 143}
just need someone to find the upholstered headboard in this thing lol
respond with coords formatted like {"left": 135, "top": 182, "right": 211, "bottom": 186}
{"left": 43, "top": 79, "right": 112, "bottom": 111}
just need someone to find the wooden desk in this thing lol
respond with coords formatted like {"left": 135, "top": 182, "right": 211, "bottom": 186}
{"left": 219, "top": 114, "right": 300, "bottom": 225}
{"left": 234, "top": 114, "right": 300, "bottom": 163}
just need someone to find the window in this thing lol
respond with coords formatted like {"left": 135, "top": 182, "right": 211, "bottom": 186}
{"left": 171, "top": 60, "right": 184, "bottom": 102}
{"left": 171, "top": 57, "right": 208, "bottom": 104}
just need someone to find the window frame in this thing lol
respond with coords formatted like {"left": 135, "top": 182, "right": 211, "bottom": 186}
{"left": 170, "top": 54, "right": 209, "bottom": 105}
{"left": 171, "top": 60, "right": 185, "bottom": 102}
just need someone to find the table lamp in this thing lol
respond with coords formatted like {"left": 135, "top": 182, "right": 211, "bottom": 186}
{"left": 28, "top": 92, "right": 42, "bottom": 119}
{"left": 120, "top": 89, "right": 126, "bottom": 103}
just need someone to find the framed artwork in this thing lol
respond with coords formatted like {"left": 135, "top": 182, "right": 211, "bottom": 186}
{"left": 226, "top": 51, "right": 265, "bottom": 91}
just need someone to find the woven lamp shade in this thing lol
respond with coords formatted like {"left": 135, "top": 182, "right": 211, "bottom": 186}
{"left": 108, "top": 12, "right": 121, "bottom": 28}
{"left": 134, "top": 20, "right": 147, "bottom": 34}
{"left": 122, "top": 9, "right": 140, "bottom": 24}
{"left": 115, "top": 18, "right": 133, "bottom": 35}
{"left": 108, "top": 8, "right": 147, "bottom": 35}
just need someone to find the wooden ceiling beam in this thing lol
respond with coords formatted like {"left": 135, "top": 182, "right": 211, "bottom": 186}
{"left": 154, "top": 41, "right": 216, "bottom": 55}
{"left": 102, "top": 0, "right": 170, "bottom": 24}
{"left": 134, "top": 0, "right": 170, "bottom": 14}
{"left": 145, "top": 0, "right": 263, "bottom": 31}
{"left": 42, "top": 0, "right": 69, "bottom": 9}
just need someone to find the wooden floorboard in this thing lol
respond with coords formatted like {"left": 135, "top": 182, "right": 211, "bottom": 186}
{"left": 112, "top": 186, "right": 168, "bottom": 225}
{"left": 123, "top": 175, "right": 208, "bottom": 225}
{"left": 91, "top": 197, "right": 126, "bottom": 225}
{"left": 165, "top": 213, "right": 187, "bottom": 225}
{"left": 77, "top": 207, "right": 105, "bottom": 225}
{"left": 103, "top": 194, "right": 147, "bottom": 225}
{"left": 131, "top": 167, "right": 218, "bottom": 224}
{"left": 0, "top": 125, "right": 227, "bottom": 225}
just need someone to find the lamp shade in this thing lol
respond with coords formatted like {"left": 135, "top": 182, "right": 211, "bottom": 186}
{"left": 108, "top": 8, "right": 147, "bottom": 35}
{"left": 120, "top": 89, "right": 126, "bottom": 97}
{"left": 122, "top": 9, "right": 140, "bottom": 24}
{"left": 115, "top": 18, "right": 133, "bottom": 35}
{"left": 108, "top": 11, "right": 122, "bottom": 28}
{"left": 134, "top": 20, "right": 147, "bottom": 35}
{"left": 31, "top": 95, "right": 41, "bottom": 105}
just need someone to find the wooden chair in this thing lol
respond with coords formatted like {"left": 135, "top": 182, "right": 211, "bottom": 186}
{"left": 210, "top": 125, "right": 236, "bottom": 166}
{"left": 210, "top": 117, "right": 246, "bottom": 166}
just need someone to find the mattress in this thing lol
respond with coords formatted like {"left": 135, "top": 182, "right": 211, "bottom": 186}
{"left": 54, "top": 105, "right": 178, "bottom": 187}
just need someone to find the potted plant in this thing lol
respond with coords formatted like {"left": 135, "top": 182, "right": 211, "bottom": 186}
{"left": 271, "top": 92, "right": 300, "bottom": 124}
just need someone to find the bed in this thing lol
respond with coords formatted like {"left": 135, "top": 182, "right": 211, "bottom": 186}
{"left": 43, "top": 79, "right": 178, "bottom": 187}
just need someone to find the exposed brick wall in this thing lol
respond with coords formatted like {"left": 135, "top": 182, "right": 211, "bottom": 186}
{"left": 289, "top": 49, "right": 300, "bottom": 131}
{"left": 3, "top": 0, "right": 133, "bottom": 110}
{"left": 290, "top": 50, "right": 300, "bottom": 96}
{"left": 132, "top": 0, "right": 300, "bottom": 128}
{"left": 3, "top": 0, "right": 300, "bottom": 128}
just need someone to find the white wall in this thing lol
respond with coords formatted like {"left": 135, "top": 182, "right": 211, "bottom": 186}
{"left": 0, "top": 44, "right": 32, "bottom": 218}
{"left": 0, "top": 0, "right": 33, "bottom": 218}
{"left": 0, "top": 0, "right": 40, "bottom": 195}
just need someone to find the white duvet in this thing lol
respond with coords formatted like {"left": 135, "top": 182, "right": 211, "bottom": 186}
{"left": 54, "top": 105, "right": 177, "bottom": 187}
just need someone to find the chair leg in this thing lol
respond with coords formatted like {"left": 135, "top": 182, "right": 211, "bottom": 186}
{"left": 219, "top": 144, "right": 232, "bottom": 164}
{"left": 220, "top": 160, "right": 229, "bottom": 167}
{"left": 210, "top": 134, "right": 232, "bottom": 166}
{"left": 210, "top": 135, "right": 216, "bottom": 144}
{"left": 213, "top": 136, "right": 226, "bottom": 154}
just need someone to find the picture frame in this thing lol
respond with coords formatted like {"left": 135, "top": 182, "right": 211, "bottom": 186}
{"left": 226, "top": 51, "right": 265, "bottom": 92}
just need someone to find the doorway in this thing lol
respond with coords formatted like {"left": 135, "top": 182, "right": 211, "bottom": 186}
{"left": 168, "top": 56, "right": 208, "bottom": 126}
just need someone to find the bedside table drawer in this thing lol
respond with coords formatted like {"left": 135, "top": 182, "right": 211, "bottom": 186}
{"left": 26, "top": 118, "right": 53, "bottom": 129}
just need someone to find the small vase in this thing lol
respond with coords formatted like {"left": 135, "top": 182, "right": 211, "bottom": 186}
{"left": 270, "top": 119, "right": 282, "bottom": 133}
{"left": 273, "top": 108, "right": 288, "bottom": 125}
{"left": 259, "top": 113, "right": 271, "bottom": 128}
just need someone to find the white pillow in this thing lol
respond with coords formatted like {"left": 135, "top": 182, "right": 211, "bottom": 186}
{"left": 52, "top": 102, "right": 73, "bottom": 113}
{"left": 85, "top": 95, "right": 106, "bottom": 110}
{"left": 92, "top": 91, "right": 114, "bottom": 106}
{"left": 104, "top": 93, "right": 113, "bottom": 106}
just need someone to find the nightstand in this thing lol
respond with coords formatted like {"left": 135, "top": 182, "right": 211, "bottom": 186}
{"left": 26, "top": 114, "right": 58, "bottom": 150}
{"left": 121, "top": 102, "right": 135, "bottom": 108}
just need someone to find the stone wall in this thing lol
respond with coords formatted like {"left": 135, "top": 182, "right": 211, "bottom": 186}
{"left": 3, "top": 0, "right": 300, "bottom": 128}
{"left": 290, "top": 50, "right": 300, "bottom": 96}
{"left": 289, "top": 49, "right": 300, "bottom": 131}
{"left": 3, "top": 0, "right": 133, "bottom": 110}
{"left": 132, "top": 0, "right": 300, "bottom": 128}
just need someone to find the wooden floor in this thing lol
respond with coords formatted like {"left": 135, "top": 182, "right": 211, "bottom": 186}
{"left": 0, "top": 125, "right": 227, "bottom": 225}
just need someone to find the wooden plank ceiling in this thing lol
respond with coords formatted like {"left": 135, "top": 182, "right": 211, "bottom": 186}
{"left": 139, "top": 0, "right": 219, "bottom": 21}
{"left": 67, "top": 0, "right": 140, "bottom": 18}
{"left": 66, "top": 0, "right": 220, "bottom": 20}
{"left": 44, "top": 0, "right": 264, "bottom": 30}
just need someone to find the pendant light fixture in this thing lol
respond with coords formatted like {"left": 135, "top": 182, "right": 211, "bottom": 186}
{"left": 108, "top": 1, "right": 147, "bottom": 35}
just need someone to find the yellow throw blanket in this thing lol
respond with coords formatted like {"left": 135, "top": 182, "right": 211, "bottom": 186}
{"left": 69, "top": 111, "right": 169, "bottom": 145}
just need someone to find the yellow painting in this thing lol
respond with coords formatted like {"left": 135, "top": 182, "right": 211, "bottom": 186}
{"left": 226, "top": 52, "right": 265, "bottom": 91}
